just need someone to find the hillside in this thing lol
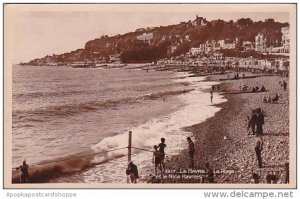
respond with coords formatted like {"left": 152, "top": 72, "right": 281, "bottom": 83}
{"left": 27, "top": 17, "right": 289, "bottom": 65}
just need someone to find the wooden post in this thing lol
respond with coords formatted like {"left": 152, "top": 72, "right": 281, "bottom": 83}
{"left": 128, "top": 131, "right": 132, "bottom": 162}
{"left": 127, "top": 131, "right": 132, "bottom": 184}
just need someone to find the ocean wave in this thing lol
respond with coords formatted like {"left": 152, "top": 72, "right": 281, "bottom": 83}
{"left": 13, "top": 90, "right": 87, "bottom": 100}
{"left": 12, "top": 152, "right": 93, "bottom": 183}
{"left": 13, "top": 89, "right": 193, "bottom": 123}
{"left": 13, "top": 81, "right": 189, "bottom": 101}
{"left": 11, "top": 148, "right": 128, "bottom": 183}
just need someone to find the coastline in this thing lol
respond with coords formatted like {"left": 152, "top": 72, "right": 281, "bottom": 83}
{"left": 165, "top": 73, "right": 289, "bottom": 184}
{"left": 11, "top": 68, "right": 289, "bottom": 184}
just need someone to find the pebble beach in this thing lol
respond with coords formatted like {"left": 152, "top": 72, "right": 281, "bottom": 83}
{"left": 165, "top": 73, "right": 290, "bottom": 184}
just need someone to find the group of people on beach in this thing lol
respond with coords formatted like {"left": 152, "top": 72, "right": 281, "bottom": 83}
{"left": 263, "top": 93, "right": 279, "bottom": 103}
{"left": 261, "top": 80, "right": 286, "bottom": 104}
{"left": 251, "top": 85, "right": 266, "bottom": 93}
{"left": 246, "top": 108, "right": 265, "bottom": 169}
{"left": 126, "top": 137, "right": 167, "bottom": 183}
{"left": 246, "top": 107, "right": 265, "bottom": 136}
{"left": 279, "top": 80, "right": 288, "bottom": 91}
{"left": 251, "top": 162, "right": 289, "bottom": 184}
{"left": 126, "top": 136, "right": 197, "bottom": 183}
{"left": 239, "top": 85, "right": 266, "bottom": 93}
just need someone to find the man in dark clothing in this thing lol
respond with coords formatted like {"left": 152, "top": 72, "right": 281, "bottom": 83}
{"left": 285, "top": 162, "right": 289, "bottom": 184}
{"left": 126, "top": 161, "right": 139, "bottom": 183}
{"left": 283, "top": 81, "right": 287, "bottom": 91}
{"left": 256, "top": 108, "right": 265, "bottom": 136}
{"left": 158, "top": 138, "right": 166, "bottom": 173}
{"left": 250, "top": 110, "right": 257, "bottom": 135}
{"left": 266, "top": 171, "right": 279, "bottom": 184}
{"left": 255, "top": 86, "right": 260, "bottom": 92}
{"left": 16, "top": 159, "right": 29, "bottom": 183}
{"left": 153, "top": 145, "right": 163, "bottom": 176}
{"left": 205, "top": 163, "right": 214, "bottom": 183}
{"left": 272, "top": 93, "right": 279, "bottom": 103}
{"left": 255, "top": 136, "right": 263, "bottom": 168}
{"left": 187, "top": 137, "right": 195, "bottom": 168}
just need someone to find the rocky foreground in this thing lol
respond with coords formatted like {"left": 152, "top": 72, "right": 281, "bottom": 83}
{"left": 165, "top": 73, "right": 290, "bottom": 184}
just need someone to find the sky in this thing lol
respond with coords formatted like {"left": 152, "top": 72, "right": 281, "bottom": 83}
{"left": 5, "top": 4, "right": 290, "bottom": 63}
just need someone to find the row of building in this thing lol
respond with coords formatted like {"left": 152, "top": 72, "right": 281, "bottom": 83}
{"left": 157, "top": 56, "right": 289, "bottom": 73}
{"left": 254, "top": 26, "right": 290, "bottom": 54}
{"left": 189, "top": 26, "right": 290, "bottom": 55}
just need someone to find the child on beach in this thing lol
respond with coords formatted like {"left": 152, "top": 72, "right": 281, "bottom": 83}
{"left": 126, "top": 161, "right": 139, "bottom": 183}
{"left": 210, "top": 91, "right": 213, "bottom": 103}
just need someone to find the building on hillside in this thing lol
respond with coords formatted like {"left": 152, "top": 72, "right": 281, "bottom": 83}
{"left": 192, "top": 15, "right": 208, "bottom": 26}
{"left": 281, "top": 26, "right": 290, "bottom": 53}
{"left": 255, "top": 33, "right": 267, "bottom": 52}
{"left": 223, "top": 43, "right": 236, "bottom": 50}
{"left": 242, "top": 41, "right": 254, "bottom": 51}
{"left": 136, "top": 32, "right": 154, "bottom": 44}
{"left": 185, "top": 35, "right": 190, "bottom": 41}
{"left": 218, "top": 40, "right": 225, "bottom": 48}
{"left": 190, "top": 47, "right": 203, "bottom": 55}
{"left": 109, "top": 54, "right": 122, "bottom": 63}
{"left": 135, "top": 28, "right": 145, "bottom": 32}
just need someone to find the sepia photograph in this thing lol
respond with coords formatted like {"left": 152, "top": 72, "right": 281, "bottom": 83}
{"left": 3, "top": 3, "right": 296, "bottom": 188}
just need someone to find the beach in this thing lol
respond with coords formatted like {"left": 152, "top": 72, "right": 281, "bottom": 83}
{"left": 11, "top": 65, "right": 290, "bottom": 184}
{"left": 165, "top": 73, "right": 289, "bottom": 184}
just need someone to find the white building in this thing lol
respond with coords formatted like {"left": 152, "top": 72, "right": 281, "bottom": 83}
{"left": 242, "top": 41, "right": 254, "bottom": 51}
{"left": 218, "top": 40, "right": 225, "bottom": 48}
{"left": 192, "top": 15, "right": 207, "bottom": 26}
{"left": 281, "top": 26, "right": 290, "bottom": 53}
{"left": 190, "top": 47, "right": 202, "bottom": 55}
{"left": 136, "top": 32, "right": 154, "bottom": 44}
{"left": 109, "top": 54, "right": 122, "bottom": 63}
{"left": 255, "top": 33, "right": 267, "bottom": 52}
{"left": 223, "top": 43, "right": 236, "bottom": 49}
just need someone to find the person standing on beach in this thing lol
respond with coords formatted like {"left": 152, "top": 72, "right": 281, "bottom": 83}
{"left": 210, "top": 91, "right": 213, "bottom": 103}
{"left": 246, "top": 116, "right": 251, "bottom": 134}
{"left": 187, "top": 137, "right": 195, "bottom": 168}
{"left": 256, "top": 108, "right": 265, "bottom": 136}
{"left": 153, "top": 145, "right": 163, "bottom": 176}
{"left": 16, "top": 159, "right": 29, "bottom": 183}
{"left": 250, "top": 110, "right": 257, "bottom": 135}
{"left": 205, "top": 163, "right": 214, "bottom": 183}
{"left": 254, "top": 136, "right": 264, "bottom": 168}
{"left": 158, "top": 138, "right": 166, "bottom": 173}
{"left": 126, "top": 161, "right": 139, "bottom": 183}
{"left": 285, "top": 162, "right": 289, "bottom": 183}
{"left": 283, "top": 80, "right": 287, "bottom": 91}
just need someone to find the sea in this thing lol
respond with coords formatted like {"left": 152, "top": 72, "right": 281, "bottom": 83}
{"left": 12, "top": 65, "right": 227, "bottom": 183}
